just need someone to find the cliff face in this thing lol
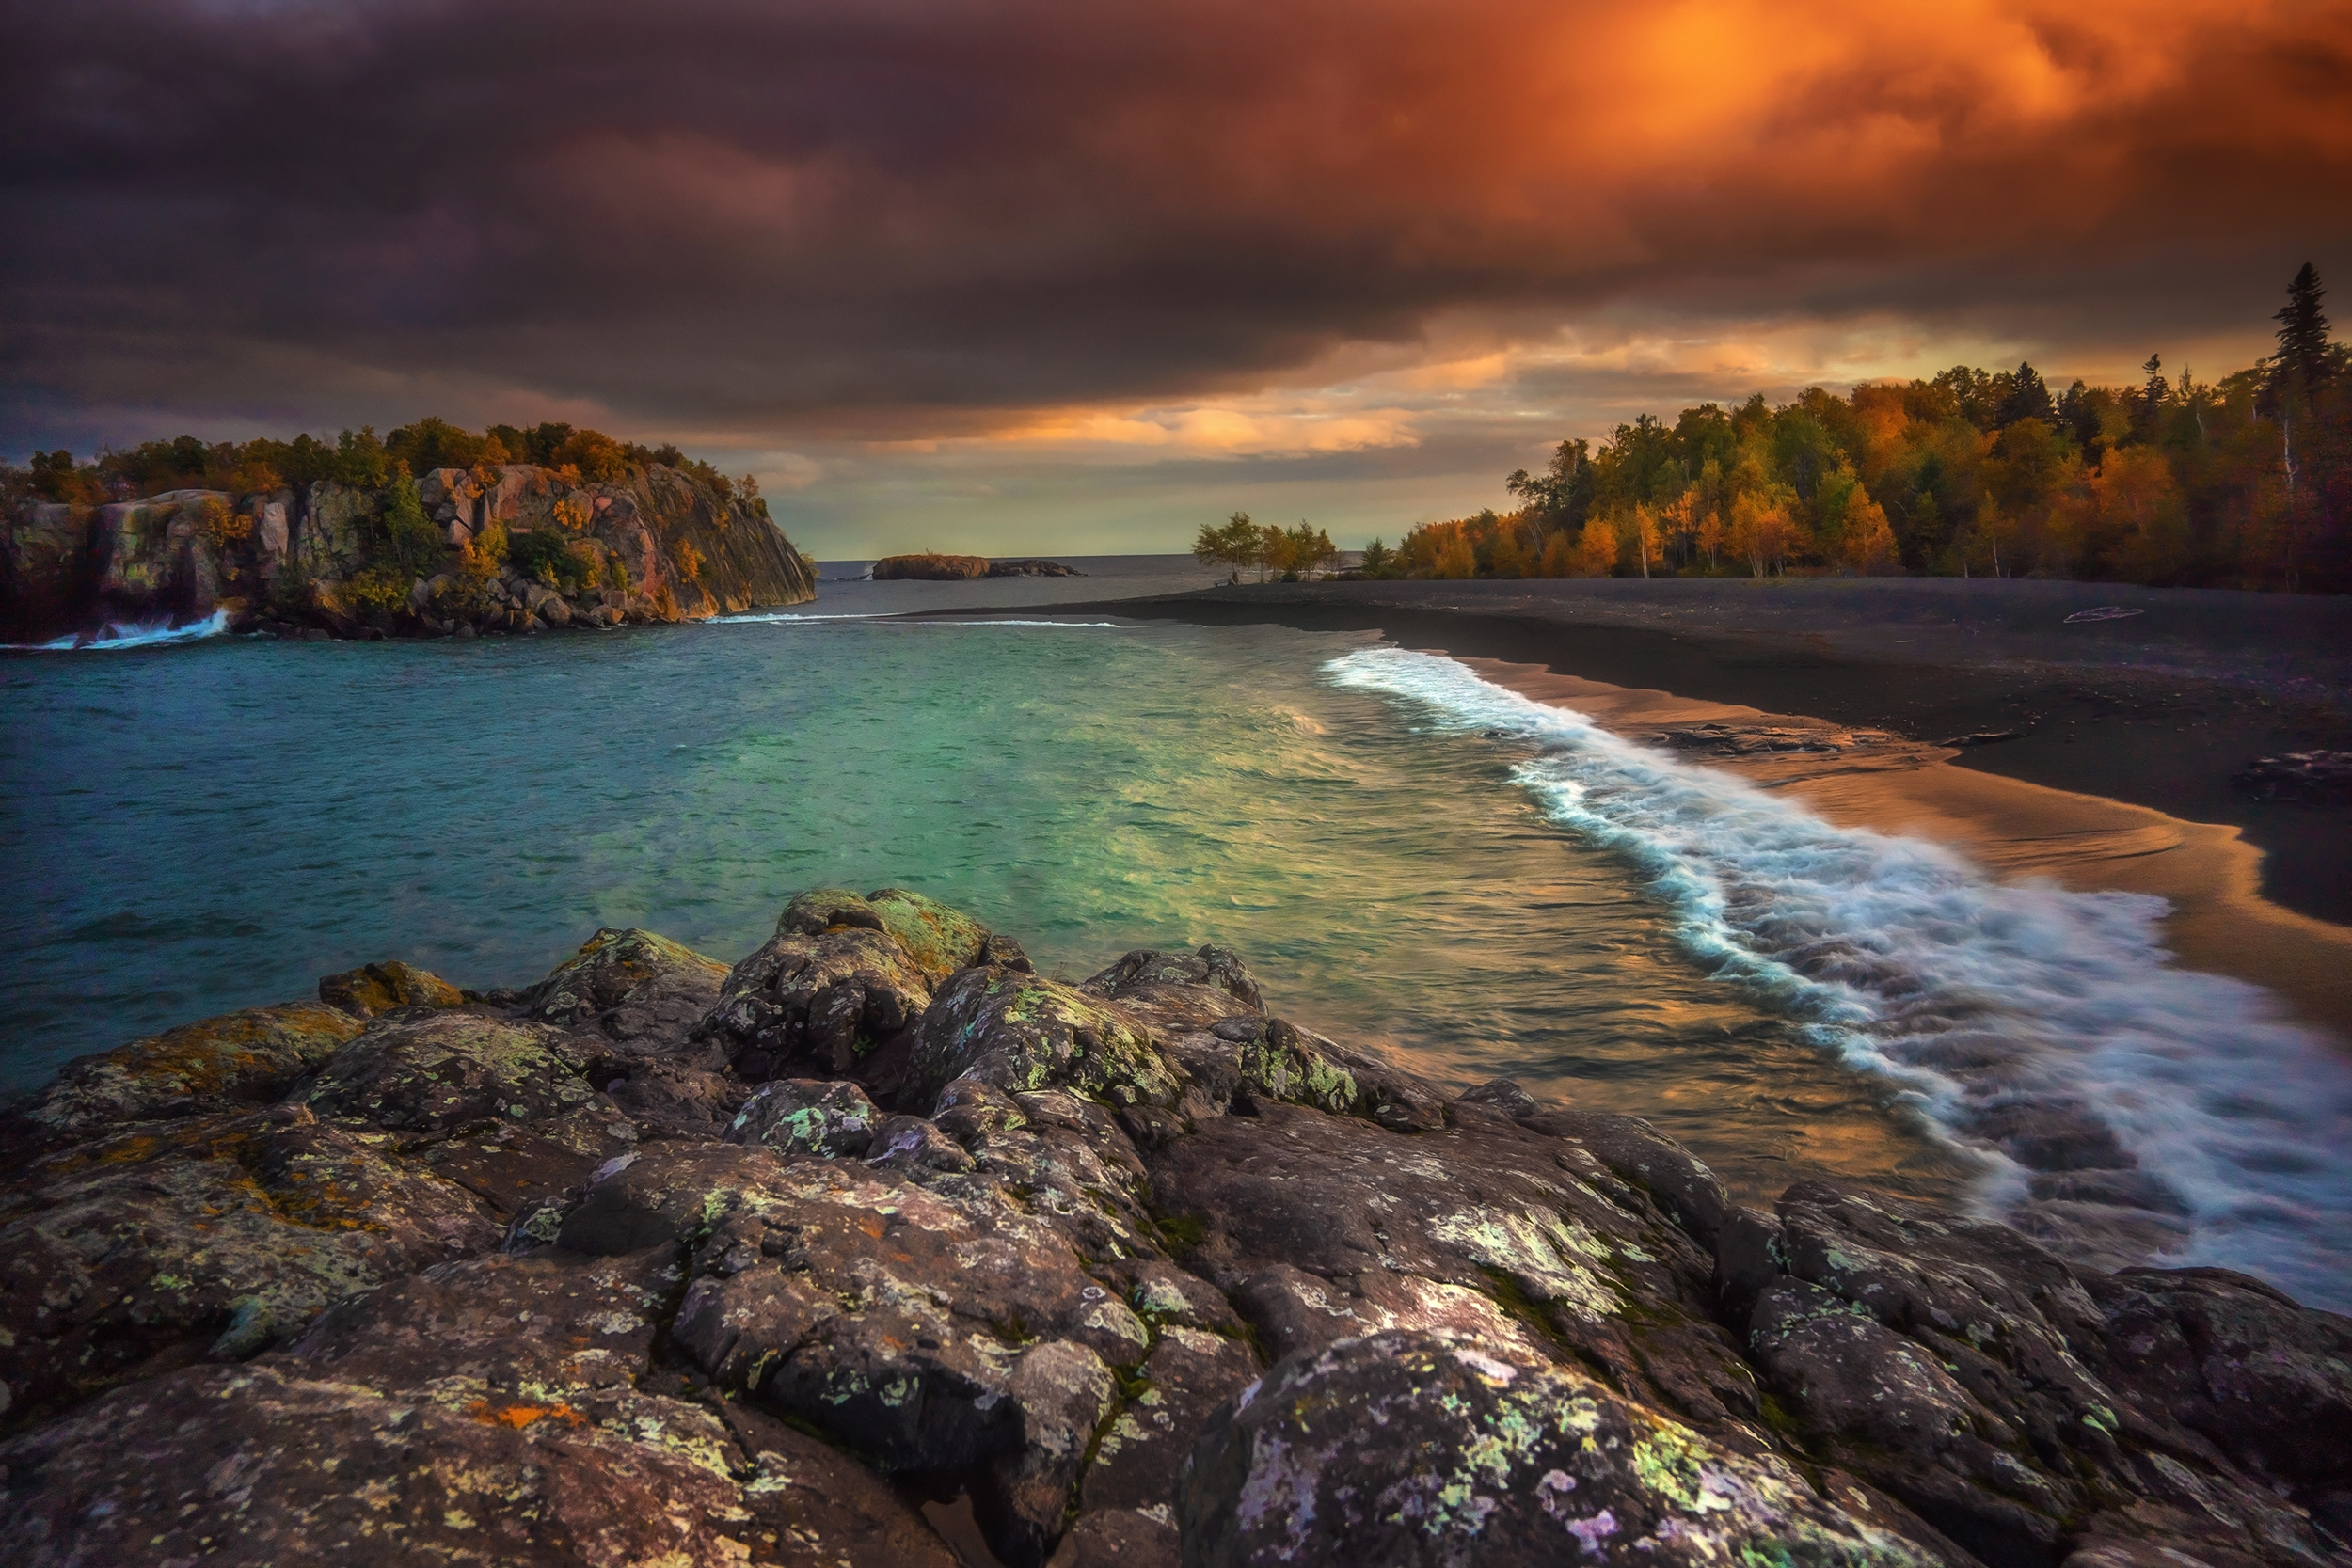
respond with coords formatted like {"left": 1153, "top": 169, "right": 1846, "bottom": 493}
{"left": 0, "top": 463, "right": 815, "bottom": 643}
{"left": 3, "top": 888, "right": 2348, "bottom": 1568}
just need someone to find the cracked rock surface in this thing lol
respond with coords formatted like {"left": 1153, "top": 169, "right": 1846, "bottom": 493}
{"left": 3, "top": 890, "right": 2347, "bottom": 1568}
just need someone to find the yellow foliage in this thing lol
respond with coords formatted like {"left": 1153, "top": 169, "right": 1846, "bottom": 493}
{"left": 1489, "top": 526, "right": 1534, "bottom": 578}
{"left": 1571, "top": 517, "right": 1618, "bottom": 577}
{"left": 1538, "top": 530, "right": 1577, "bottom": 577}
{"left": 193, "top": 495, "right": 252, "bottom": 552}
{"left": 673, "top": 539, "right": 707, "bottom": 583}
{"left": 551, "top": 498, "right": 592, "bottom": 532}
{"left": 1842, "top": 490, "right": 1899, "bottom": 574}
{"left": 1727, "top": 491, "right": 1799, "bottom": 578}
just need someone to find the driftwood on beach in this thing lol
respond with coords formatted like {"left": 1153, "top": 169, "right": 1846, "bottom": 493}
{"left": 2, "top": 889, "right": 2347, "bottom": 1567}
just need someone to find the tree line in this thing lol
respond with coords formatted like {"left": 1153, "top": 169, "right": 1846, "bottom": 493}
{"left": 1193, "top": 514, "right": 1340, "bottom": 581}
{"left": 1359, "top": 265, "right": 2349, "bottom": 592}
{"left": 6, "top": 417, "right": 765, "bottom": 518}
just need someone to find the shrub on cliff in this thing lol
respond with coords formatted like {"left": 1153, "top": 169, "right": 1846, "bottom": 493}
{"left": 433, "top": 537, "right": 502, "bottom": 620}
{"left": 366, "top": 467, "right": 443, "bottom": 578}
{"left": 342, "top": 564, "right": 412, "bottom": 617}
{"left": 509, "top": 526, "right": 609, "bottom": 595}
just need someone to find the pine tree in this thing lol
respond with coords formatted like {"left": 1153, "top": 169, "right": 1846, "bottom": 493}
{"left": 2271, "top": 262, "right": 2332, "bottom": 402}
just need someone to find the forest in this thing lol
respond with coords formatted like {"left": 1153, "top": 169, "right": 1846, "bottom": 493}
{"left": 1370, "top": 266, "right": 2350, "bottom": 593}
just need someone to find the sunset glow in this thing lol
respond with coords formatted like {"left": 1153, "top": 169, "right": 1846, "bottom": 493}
{"left": 5, "top": 0, "right": 2346, "bottom": 552}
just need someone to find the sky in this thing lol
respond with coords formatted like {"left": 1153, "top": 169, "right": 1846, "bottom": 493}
{"left": 5, "top": 0, "right": 2349, "bottom": 557}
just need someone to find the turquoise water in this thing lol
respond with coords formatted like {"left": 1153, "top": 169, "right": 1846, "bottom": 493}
{"left": 1, "top": 611, "right": 1968, "bottom": 1211}
{"left": 8, "top": 602, "right": 2350, "bottom": 1307}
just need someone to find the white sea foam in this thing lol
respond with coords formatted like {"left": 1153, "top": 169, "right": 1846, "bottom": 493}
{"left": 4, "top": 610, "right": 231, "bottom": 653}
{"left": 1328, "top": 645, "right": 2352, "bottom": 1308}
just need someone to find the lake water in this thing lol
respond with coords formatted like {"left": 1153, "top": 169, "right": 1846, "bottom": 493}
{"left": 7, "top": 556, "right": 2349, "bottom": 1308}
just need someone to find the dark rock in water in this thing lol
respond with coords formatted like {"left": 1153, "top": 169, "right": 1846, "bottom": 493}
{"left": 988, "top": 558, "right": 1084, "bottom": 577}
{"left": 316, "top": 958, "right": 466, "bottom": 1017}
{"left": 873, "top": 551, "right": 991, "bottom": 579}
{"left": 3, "top": 886, "right": 2348, "bottom": 1568}
{"left": 2236, "top": 750, "right": 2352, "bottom": 807}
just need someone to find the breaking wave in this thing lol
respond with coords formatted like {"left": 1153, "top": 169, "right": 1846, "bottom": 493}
{"left": 4, "top": 610, "right": 231, "bottom": 653}
{"left": 1328, "top": 645, "right": 2352, "bottom": 1308}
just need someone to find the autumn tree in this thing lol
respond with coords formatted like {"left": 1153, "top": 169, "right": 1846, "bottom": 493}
{"left": 1193, "top": 512, "right": 1261, "bottom": 582}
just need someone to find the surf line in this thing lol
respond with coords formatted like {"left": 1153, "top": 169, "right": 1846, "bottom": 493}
{"left": 1326, "top": 644, "right": 2352, "bottom": 1312}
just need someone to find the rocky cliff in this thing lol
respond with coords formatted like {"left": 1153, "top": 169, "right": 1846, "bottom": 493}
{"left": 0, "top": 461, "right": 815, "bottom": 644}
{"left": 2, "top": 891, "right": 2347, "bottom": 1568}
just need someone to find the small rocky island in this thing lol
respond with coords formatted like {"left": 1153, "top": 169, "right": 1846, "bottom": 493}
{"left": 3, "top": 890, "right": 2346, "bottom": 1566}
{"left": 872, "top": 553, "right": 1083, "bottom": 580}
{"left": 3, "top": 447, "right": 814, "bottom": 644}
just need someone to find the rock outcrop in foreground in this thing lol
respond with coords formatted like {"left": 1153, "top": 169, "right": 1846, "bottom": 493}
{"left": 1, "top": 462, "right": 814, "bottom": 644}
{"left": 3, "top": 891, "right": 2347, "bottom": 1567}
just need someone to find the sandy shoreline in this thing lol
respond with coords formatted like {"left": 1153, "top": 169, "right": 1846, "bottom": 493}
{"left": 1459, "top": 656, "right": 2352, "bottom": 1043}
{"left": 987, "top": 576, "right": 2352, "bottom": 1042}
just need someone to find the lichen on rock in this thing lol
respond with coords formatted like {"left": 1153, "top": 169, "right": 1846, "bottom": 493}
{"left": 2, "top": 890, "right": 2348, "bottom": 1568}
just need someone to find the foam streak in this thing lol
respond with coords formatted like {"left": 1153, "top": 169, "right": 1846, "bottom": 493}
{"left": 1328, "top": 646, "right": 2352, "bottom": 1307}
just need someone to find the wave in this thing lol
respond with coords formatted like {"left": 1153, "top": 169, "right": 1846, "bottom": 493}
{"left": 1327, "top": 645, "right": 2352, "bottom": 1308}
{"left": 4, "top": 610, "right": 232, "bottom": 653}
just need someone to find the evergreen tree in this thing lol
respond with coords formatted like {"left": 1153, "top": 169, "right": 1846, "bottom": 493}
{"left": 2271, "top": 262, "right": 2332, "bottom": 403}
{"left": 1995, "top": 362, "right": 2055, "bottom": 428}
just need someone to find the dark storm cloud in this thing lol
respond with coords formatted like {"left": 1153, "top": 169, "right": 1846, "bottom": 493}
{"left": 4, "top": 0, "right": 2349, "bottom": 448}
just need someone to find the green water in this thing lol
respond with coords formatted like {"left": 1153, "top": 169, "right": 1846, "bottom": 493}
{"left": 0, "top": 615, "right": 1971, "bottom": 1208}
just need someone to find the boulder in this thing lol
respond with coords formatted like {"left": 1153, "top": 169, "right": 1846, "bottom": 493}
{"left": 913, "top": 966, "right": 1184, "bottom": 1112}
{"left": 1081, "top": 944, "right": 1263, "bottom": 1034}
{"left": 0, "top": 1106, "right": 499, "bottom": 1434}
{"left": 704, "top": 922, "right": 938, "bottom": 1087}
{"left": 298, "top": 1011, "right": 634, "bottom": 1220}
{"left": 1, "top": 1001, "right": 362, "bottom": 1156}
{"left": 775, "top": 884, "right": 999, "bottom": 983}
{"left": 723, "top": 1077, "right": 882, "bottom": 1157}
{"left": 1146, "top": 1100, "right": 1758, "bottom": 1431}
{"left": 1179, "top": 1330, "right": 1949, "bottom": 1567}
{"left": 4, "top": 910, "right": 2348, "bottom": 1568}
{"left": 522, "top": 927, "right": 731, "bottom": 1054}
{"left": 567, "top": 1142, "right": 1144, "bottom": 1564}
{"left": 1718, "top": 1179, "right": 2347, "bottom": 1567}
{"left": 316, "top": 958, "right": 465, "bottom": 1018}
